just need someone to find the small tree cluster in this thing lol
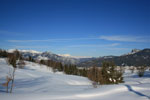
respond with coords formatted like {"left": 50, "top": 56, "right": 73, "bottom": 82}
{"left": 12, "top": 54, "right": 123, "bottom": 86}
{"left": 38, "top": 59, "right": 123, "bottom": 85}
{"left": 87, "top": 62, "right": 123, "bottom": 85}
{"left": 64, "top": 64, "right": 78, "bottom": 75}
{"left": 39, "top": 59, "right": 63, "bottom": 72}
{"left": 77, "top": 68, "right": 87, "bottom": 77}
{"left": 39, "top": 59, "right": 87, "bottom": 76}
{"left": 0, "top": 49, "right": 8, "bottom": 57}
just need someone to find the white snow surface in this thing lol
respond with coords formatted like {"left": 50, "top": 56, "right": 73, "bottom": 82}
{"left": 58, "top": 54, "right": 92, "bottom": 59}
{"left": 0, "top": 58, "right": 150, "bottom": 100}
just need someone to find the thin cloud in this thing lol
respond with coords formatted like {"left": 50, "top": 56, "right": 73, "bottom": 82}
{"left": 7, "top": 37, "right": 99, "bottom": 43}
{"left": 106, "top": 47, "right": 130, "bottom": 51}
{"left": 12, "top": 43, "right": 120, "bottom": 50}
{"left": 13, "top": 45, "right": 52, "bottom": 49}
{"left": 110, "top": 43, "right": 120, "bottom": 46}
{"left": 68, "top": 43, "right": 120, "bottom": 48}
{"left": 99, "top": 35, "right": 150, "bottom": 42}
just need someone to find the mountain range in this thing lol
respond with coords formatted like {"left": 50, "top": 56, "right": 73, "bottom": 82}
{"left": 7, "top": 48, "right": 150, "bottom": 67}
{"left": 8, "top": 49, "right": 95, "bottom": 65}
{"left": 78, "top": 49, "right": 150, "bottom": 67}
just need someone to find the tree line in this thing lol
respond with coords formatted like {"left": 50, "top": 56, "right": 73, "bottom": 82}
{"left": 38, "top": 59, "right": 124, "bottom": 85}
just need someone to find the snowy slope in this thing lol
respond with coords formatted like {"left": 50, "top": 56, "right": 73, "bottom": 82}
{"left": 0, "top": 58, "right": 150, "bottom": 100}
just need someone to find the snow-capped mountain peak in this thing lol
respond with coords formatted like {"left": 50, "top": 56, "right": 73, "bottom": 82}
{"left": 7, "top": 49, "right": 41, "bottom": 54}
{"left": 58, "top": 54, "right": 71, "bottom": 57}
{"left": 58, "top": 54, "right": 92, "bottom": 59}
{"left": 20, "top": 50, "right": 42, "bottom": 54}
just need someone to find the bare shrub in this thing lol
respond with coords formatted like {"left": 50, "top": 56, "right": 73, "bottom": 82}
{"left": 2, "top": 76, "right": 12, "bottom": 93}
{"left": 7, "top": 52, "right": 17, "bottom": 93}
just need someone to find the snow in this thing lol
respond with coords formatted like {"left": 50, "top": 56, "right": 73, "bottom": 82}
{"left": 58, "top": 54, "right": 72, "bottom": 57}
{"left": 20, "top": 50, "right": 41, "bottom": 54}
{"left": 7, "top": 49, "right": 41, "bottom": 54}
{"left": 36, "top": 56, "right": 49, "bottom": 60}
{"left": 0, "top": 58, "right": 150, "bottom": 100}
{"left": 58, "top": 53, "right": 92, "bottom": 59}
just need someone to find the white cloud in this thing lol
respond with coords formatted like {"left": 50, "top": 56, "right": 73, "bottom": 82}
{"left": 8, "top": 40, "right": 51, "bottom": 42}
{"left": 68, "top": 43, "right": 120, "bottom": 48}
{"left": 7, "top": 37, "right": 99, "bottom": 43}
{"left": 99, "top": 35, "right": 150, "bottom": 42}
{"left": 110, "top": 43, "right": 120, "bottom": 46}
{"left": 12, "top": 45, "right": 52, "bottom": 49}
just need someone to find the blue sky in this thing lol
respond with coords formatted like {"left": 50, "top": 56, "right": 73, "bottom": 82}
{"left": 0, "top": 0, "right": 150, "bottom": 57}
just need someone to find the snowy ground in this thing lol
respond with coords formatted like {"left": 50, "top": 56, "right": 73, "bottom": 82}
{"left": 0, "top": 58, "right": 150, "bottom": 100}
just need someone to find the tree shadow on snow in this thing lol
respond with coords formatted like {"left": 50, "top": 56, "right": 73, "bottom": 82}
{"left": 0, "top": 90, "right": 6, "bottom": 93}
{"left": 131, "top": 71, "right": 150, "bottom": 78}
{"left": 125, "top": 85, "right": 150, "bottom": 99}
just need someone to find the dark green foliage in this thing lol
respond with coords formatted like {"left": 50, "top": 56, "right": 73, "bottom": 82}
{"left": 39, "top": 59, "right": 88, "bottom": 77}
{"left": 101, "top": 61, "right": 123, "bottom": 84}
{"left": 0, "top": 49, "right": 8, "bottom": 57}
{"left": 64, "top": 65, "right": 78, "bottom": 75}
{"left": 77, "top": 68, "right": 87, "bottom": 77}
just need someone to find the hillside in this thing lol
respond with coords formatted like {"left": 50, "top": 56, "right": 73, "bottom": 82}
{"left": 0, "top": 58, "right": 150, "bottom": 100}
{"left": 7, "top": 49, "right": 95, "bottom": 65}
{"left": 78, "top": 49, "right": 150, "bottom": 67}
{"left": 7, "top": 48, "right": 150, "bottom": 67}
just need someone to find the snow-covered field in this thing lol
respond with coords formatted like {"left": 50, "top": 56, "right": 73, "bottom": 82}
{"left": 0, "top": 58, "right": 150, "bottom": 100}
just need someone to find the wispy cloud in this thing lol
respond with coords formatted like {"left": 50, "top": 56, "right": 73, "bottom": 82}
{"left": 10, "top": 43, "right": 120, "bottom": 50}
{"left": 99, "top": 35, "right": 150, "bottom": 42}
{"left": 7, "top": 37, "right": 99, "bottom": 43}
{"left": 68, "top": 43, "right": 120, "bottom": 48}
{"left": 12, "top": 45, "right": 52, "bottom": 49}
{"left": 8, "top": 34, "right": 150, "bottom": 43}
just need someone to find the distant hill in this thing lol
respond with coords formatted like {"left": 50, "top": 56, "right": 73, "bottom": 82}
{"left": 77, "top": 49, "right": 150, "bottom": 67}
{"left": 2, "top": 48, "right": 150, "bottom": 67}
{"left": 7, "top": 49, "right": 94, "bottom": 65}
